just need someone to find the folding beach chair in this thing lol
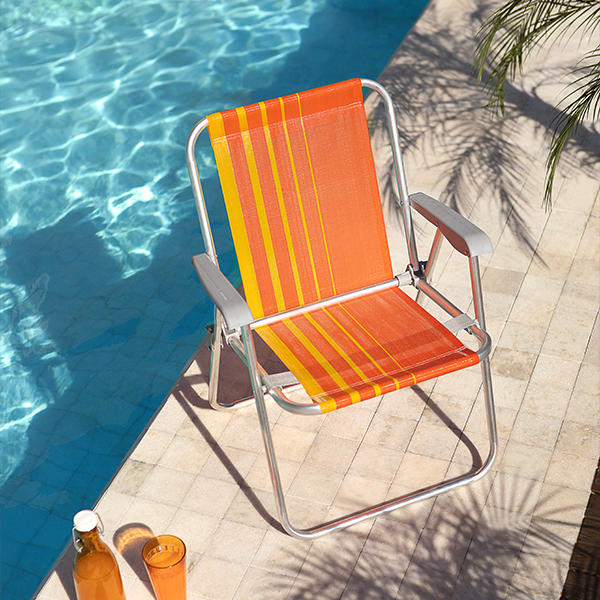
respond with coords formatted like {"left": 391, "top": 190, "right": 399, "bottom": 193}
{"left": 186, "top": 78, "right": 498, "bottom": 538}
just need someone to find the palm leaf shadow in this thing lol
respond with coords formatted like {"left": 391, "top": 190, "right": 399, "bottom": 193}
{"left": 366, "top": 0, "right": 599, "bottom": 261}
{"left": 261, "top": 478, "right": 580, "bottom": 599}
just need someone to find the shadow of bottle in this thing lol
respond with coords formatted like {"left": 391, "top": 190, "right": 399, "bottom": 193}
{"left": 113, "top": 522, "right": 155, "bottom": 594}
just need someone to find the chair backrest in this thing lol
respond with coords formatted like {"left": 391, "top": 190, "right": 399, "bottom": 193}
{"left": 207, "top": 78, "right": 393, "bottom": 320}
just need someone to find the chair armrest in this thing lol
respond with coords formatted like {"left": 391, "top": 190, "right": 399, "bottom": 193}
{"left": 410, "top": 192, "right": 493, "bottom": 257}
{"left": 192, "top": 254, "right": 254, "bottom": 329}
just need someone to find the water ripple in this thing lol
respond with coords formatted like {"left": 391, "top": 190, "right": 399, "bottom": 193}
{"left": 1, "top": 0, "right": 324, "bottom": 486}
{"left": 0, "top": 1, "right": 426, "bottom": 596}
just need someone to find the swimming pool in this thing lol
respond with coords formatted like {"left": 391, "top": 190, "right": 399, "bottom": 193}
{"left": 0, "top": 0, "right": 427, "bottom": 597}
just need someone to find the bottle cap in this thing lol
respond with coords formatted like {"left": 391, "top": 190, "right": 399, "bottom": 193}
{"left": 73, "top": 510, "right": 99, "bottom": 532}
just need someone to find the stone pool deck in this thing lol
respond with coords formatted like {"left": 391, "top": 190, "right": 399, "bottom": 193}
{"left": 36, "top": 0, "right": 599, "bottom": 598}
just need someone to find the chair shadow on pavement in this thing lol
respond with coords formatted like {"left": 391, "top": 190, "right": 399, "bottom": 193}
{"left": 173, "top": 334, "right": 288, "bottom": 533}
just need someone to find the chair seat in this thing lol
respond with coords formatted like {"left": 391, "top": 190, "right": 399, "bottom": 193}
{"left": 255, "top": 287, "right": 479, "bottom": 413}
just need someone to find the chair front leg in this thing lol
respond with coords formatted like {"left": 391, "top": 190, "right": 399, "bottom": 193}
{"left": 241, "top": 326, "right": 291, "bottom": 530}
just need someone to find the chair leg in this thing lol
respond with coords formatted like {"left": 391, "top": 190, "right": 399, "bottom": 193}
{"left": 479, "top": 355, "right": 498, "bottom": 464}
{"left": 416, "top": 228, "right": 443, "bottom": 306}
{"left": 242, "top": 324, "right": 498, "bottom": 539}
{"left": 207, "top": 310, "right": 255, "bottom": 412}
{"left": 206, "top": 309, "right": 223, "bottom": 411}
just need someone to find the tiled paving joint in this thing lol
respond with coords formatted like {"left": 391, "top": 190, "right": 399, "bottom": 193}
{"left": 37, "top": 0, "right": 599, "bottom": 598}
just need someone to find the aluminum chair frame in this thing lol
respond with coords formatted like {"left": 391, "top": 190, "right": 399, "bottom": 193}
{"left": 186, "top": 79, "right": 498, "bottom": 538}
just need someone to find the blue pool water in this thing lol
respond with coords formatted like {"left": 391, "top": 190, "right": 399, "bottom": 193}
{"left": 0, "top": 0, "right": 427, "bottom": 597}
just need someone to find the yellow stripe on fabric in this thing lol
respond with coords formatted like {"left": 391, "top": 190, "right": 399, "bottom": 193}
{"left": 257, "top": 324, "right": 324, "bottom": 399}
{"left": 236, "top": 107, "right": 286, "bottom": 314}
{"left": 306, "top": 312, "right": 379, "bottom": 402}
{"left": 340, "top": 303, "right": 418, "bottom": 386}
{"left": 259, "top": 102, "right": 304, "bottom": 307}
{"left": 317, "top": 398, "right": 339, "bottom": 414}
{"left": 322, "top": 307, "right": 392, "bottom": 388}
{"left": 208, "top": 112, "right": 263, "bottom": 317}
{"left": 296, "top": 95, "right": 336, "bottom": 296}
{"left": 280, "top": 96, "right": 321, "bottom": 299}
{"left": 284, "top": 317, "right": 362, "bottom": 404}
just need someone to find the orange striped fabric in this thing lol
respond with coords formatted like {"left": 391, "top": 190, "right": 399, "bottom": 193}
{"left": 255, "top": 288, "right": 479, "bottom": 412}
{"left": 207, "top": 79, "right": 479, "bottom": 412}
{"left": 207, "top": 79, "right": 392, "bottom": 320}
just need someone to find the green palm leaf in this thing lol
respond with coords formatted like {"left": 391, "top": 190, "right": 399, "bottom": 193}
{"left": 474, "top": 0, "right": 600, "bottom": 208}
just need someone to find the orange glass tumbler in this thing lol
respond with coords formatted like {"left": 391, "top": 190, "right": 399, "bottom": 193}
{"left": 142, "top": 535, "right": 186, "bottom": 600}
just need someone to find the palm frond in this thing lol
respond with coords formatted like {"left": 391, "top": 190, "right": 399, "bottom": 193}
{"left": 544, "top": 49, "right": 600, "bottom": 207}
{"left": 474, "top": 0, "right": 600, "bottom": 207}
{"left": 475, "top": 0, "right": 600, "bottom": 112}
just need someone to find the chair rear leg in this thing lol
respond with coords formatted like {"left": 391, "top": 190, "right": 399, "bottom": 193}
{"left": 207, "top": 309, "right": 255, "bottom": 412}
{"left": 207, "top": 309, "right": 223, "bottom": 411}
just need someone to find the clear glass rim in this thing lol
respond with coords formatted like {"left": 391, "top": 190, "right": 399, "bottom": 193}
{"left": 142, "top": 535, "right": 186, "bottom": 569}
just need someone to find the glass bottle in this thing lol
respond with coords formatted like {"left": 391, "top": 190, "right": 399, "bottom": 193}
{"left": 72, "top": 510, "right": 126, "bottom": 600}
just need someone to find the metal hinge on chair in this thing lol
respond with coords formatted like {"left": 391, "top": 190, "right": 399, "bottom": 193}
{"left": 205, "top": 323, "right": 220, "bottom": 351}
{"left": 206, "top": 321, "right": 242, "bottom": 350}
{"left": 395, "top": 268, "right": 414, "bottom": 287}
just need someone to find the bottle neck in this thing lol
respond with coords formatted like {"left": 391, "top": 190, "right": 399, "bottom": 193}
{"left": 74, "top": 527, "right": 106, "bottom": 553}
